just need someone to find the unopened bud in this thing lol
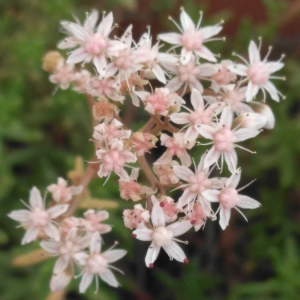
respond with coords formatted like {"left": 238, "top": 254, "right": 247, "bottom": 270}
{"left": 42, "top": 51, "right": 64, "bottom": 73}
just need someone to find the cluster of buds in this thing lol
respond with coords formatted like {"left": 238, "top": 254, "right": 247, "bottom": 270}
{"left": 10, "top": 8, "right": 285, "bottom": 294}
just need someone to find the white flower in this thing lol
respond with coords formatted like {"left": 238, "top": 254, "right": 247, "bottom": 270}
{"left": 203, "top": 169, "right": 261, "bottom": 229}
{"left": 8, "top": 187, "right": 68, "bottom": 244}
{"left": 74, "top": 232, "right": 127, "bottom": 293}
{"left": 158, "top": 9, "right": 223, "bottom": 64}
{"left": 228, "top": 40, "right": 285, "bottom": 102}
{"left": 132, "top": 201, "right": 192, "bottom": 268}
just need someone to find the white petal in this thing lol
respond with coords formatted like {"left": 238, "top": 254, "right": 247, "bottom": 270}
{"left": 238, "top": 195, "right": 261, "bottom": 209}
{"left": 102, "top": 249, "right": 127, "bottom": 263}
{"left": 79, "top": 272, "right": 94, "bottom": 293}
{"left": 204, "top": 146, "right": 221, "bottom": 169}
{"left": 29, "top": 187, "right": 43, "bottom": 209}
{"left": 226, "top": 168, "right": 241, "bottom": 189}
{"left": 224, "top": 150, "right": 238, "bottom": 174}
{"left": 202, "top": 189, "right": 221, "bottom": 202}
{"left": 40, "top": 240, "right": 60, "bottom": 255}
{"left": 166, "top": 76, "right": 184, "bottom": 92}
{"left": 228, "top": 64, "right": 248, "bottom": 76}
{"left": 152, "top": 65, "right": 166, "bottom": 84}
{"left": 180, "top": 10, "right": 195, "bottom": 31}
{"left": 22, "top": 226, "right": 39, "bottom": 245}
{"left": 163, "top": 240, "right": 187, "bottom": 262}
{"left": 44, "top": 224, "right": 60, "bottom": 241}
{"left": 246, "top": 81, "right": 259, "bottom": 102}
{"left": 90, "top": 232, "right": 101, "bottom": 254}
{"left": 234, "top": 128, "right": 260, "bottom": 142}
{"left": 177, "top": 189, "right": 196, "bottom": 209}
{"left": 201, "top": 25, "right": 223, "bottom": 40}
{"left": 248, "top": 41, "right": 260, "bottom": 64}
{"left": 154, "top": 151, "right": 173, "bottom": 165}
{"left": 173, "top": 165, "right": 194, "bottom": 181}
{"left": 54, "top": 256, "right": 69, "bottom": 274}
{"left": 198, "top": 63, "right": 218, "bottom": 76}
{"left": 97, "top": 12, "right": 113, "bottom": 37}
{"left": 196, "top": 47, "right": 217, "bottom": 63}
{"left": 50, "top": 270, "right": 72, "bottom": 292}
{"left": 67, "top": 47, "right": 89, "bottom": 64}
{"left": 48, "top": 204, "right": 69, "bottom": 219}
{"left": 191, "top": 88, "right": 204, "bottom": 109}
{"left": 151, "top": 202, "right": 165, "bottom": 227}
{"left": 167, "top": 220, "right": 192, "bottom": 237}
{"left": 170, "top": 112, "right": 190, "bottom": 125}
{"left": 265, "top": 62, "right": 284, "bottom": 73}
{"left": 132, "top": 228, "right": 153, "bottom": 241}
{"left": 194, "top": 124, "right": 215, "bottom": 139}
{"left": 219, "top": 207, "right": 231, "bottom": 230}
{"left": 263, "top": 81, "right": 280, "bottom": 102}
{"left": 180, "top": 151, "right": 192, "bottom": 167}
{"left": 145, "top": 243, "right": 160, "bottom": 267}
{"left": 99, "top": 269, "right": 119, "bottom": 287}
{"left": 220, "top": 105, "right": 233, "bottom": 128}
{"left": 158, "top": 33, "right": 181, "bottom": 45}
{"left": 180, "top": 48, "right": 193, "bottom": 65}
{"left": 8, "top": 210, "right": 30, "bottom": 223}
{"left": 67, "top": 23, "right": 89, "bottom": 41}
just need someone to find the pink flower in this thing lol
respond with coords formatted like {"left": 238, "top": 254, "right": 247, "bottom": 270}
{"left": 184, "top": 202, "right": 207, "bottom": 231}
{"left": 123, "top": 204, "right": 150, "bottom": 230}
{"left": 8, "top": 187, "right": 68, "bottom": 244}
{"left": 152, "top": 196, "right": 178, "bottom": 223}
{"left": 61, "top": 12, "right": 127, "bottom": 76}
{"left": 131, "top": 132, "right": 158, "bottom": 156}
{"left": 132, "top": 201, "right": 192, "bottom": 267}
{"left": 92, "top": 119, "right": 131, "bottom": 145}
{"left": 158, "top": 9, "right": 223, "bottom": 64}
{"left": 166, "top": 56, "right": 218, "bottom": 94}
{"left": 96, "top": 139, "right": 137, "bottom": 181}
{"left": 195, "top": 105, "right": 262, "bottom": 173}
{"left": 153, "top": 160, "right": 180, "bottom": 186}
{"left": 40, "top": 229, "right": 90, "bottom": 277}
{"left": 47, "top": 177, "right": 83, "bottom": 203}
{"left": 228, "top": 40, "right": 285, "bottom": 102}
{"left": 173, "top": 153, "right": 222, "bottom": 215}
{"left": 61, "top": 216, "right": 84, "bottom": 237}
{"left": 49, "top": 60, "right": 74, "bottom": 90}
{"left": 170, "top": 89, "right": 224, "bottom": 141}
{"left": 92, "top": 97, "right": 119, "bottom": 123}
{"left": 74, "top": 232, "right": 127, "bottom": 292}
{"left": 73, "top": 69, "right": 92, "bottom": 93}
{"left": 203, "top": 169, "right": 261, "bottom": 229}
{"left": 119, "top": 168, "right": 154, "bottom": 201}
{"left": 83, "top": 209, "right": 112, "bottom": 234}
{"left": 154, "top": 132, "right": 195, "bottom": 167}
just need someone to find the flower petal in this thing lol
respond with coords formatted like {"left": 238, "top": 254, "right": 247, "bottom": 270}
{"left": 224, "top": 150, "right": 238, "bottom": 174}
{"left": 163, "top": 240, "right": 187, "bottom": 262}
{"left": 79, "top": 272, "right": 94, "bottom": 293}
{"left": 102, "top": 249, "right": 127, "bottom": 263}
{"left": 238, "top": 195, "right": 261, "bottom": 209}
{"left": 48, "top": 204, "right": 69, "bottom": 219}
{"left": 29, "top": 187, "right": 43, "bottom": 209}
{"left": 219, "top": 207, "right": 231, "bottom": 230}
{"left": 180, "top": 10, "right": 195, "bottom": 31}
{"left": 90, "top": 232, "right": 102, "bottom": 254}
{"left": 8, "top": 210, "right": 30, "bottom": 223}
{"left": 97, "top": 12, "right": 113, "bottom": 36}
{"left": 248, "top": 41, "right": 260, "bottom": 64}
{"left": 203, "top": 146, "right": 221, "bottom": 169}
{"left": 202, "top": 189, "right": 221, "bottom": 202}
{"left": 173, "top": 165, "right": 194, "bottom": 182}
{"left": 158, "top": 33, "right": 181, "bottom": 45}
{"left": 151, "top": 201, "right": 165, "bottom": 227}
{"left": 191, "top": 88, "right": 204, "bottom": 109}
{"left": 132, "top": 228, "right": 153, "bottom": 241}
{"left": 22, "top": 226, "right": 39, "bottom": 245}
{"left": 54, "top": 256, "right": 69, "bottom": 274}
{"left": 99, "top": 269, "right": 119, "bottom": 287}
{"left": 145, "top": 242, "right": 161, "bottom": 267}
{"left": 167, "top": 220, "right": 192, "bottom": 237}
{"left": 44, "top": 224, "right": 60, "bottom": 241}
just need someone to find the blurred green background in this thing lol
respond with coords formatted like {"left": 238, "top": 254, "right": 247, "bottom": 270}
{"left": 1, "top": 0, "right": 300, "bottom": 299}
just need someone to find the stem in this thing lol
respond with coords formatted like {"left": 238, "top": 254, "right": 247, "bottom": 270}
{"left": 137, "top": 155, "right": 160, "bottom": 189}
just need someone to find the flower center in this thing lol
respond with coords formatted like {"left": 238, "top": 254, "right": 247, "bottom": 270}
{"left": 213, "top": 128, "right": 237, "bottom": 151}
{"left": 152, "top": 227, "right": 173, "bottom": 247}
{"left": 219, "top": 188, "right": 240, "bottom": 209}
{"left": 178, "top": 62, "right": 199, "bottom": 83}
{"left": 87, "top": 254, "right": 108, "bottom": 274}
{"left": 189, "top": 173, "right": 211, "bottom": 193}
{"left": 180, "top": 29, "right": 203, "bottom": 51}
{"left": 29, "top": 208, "right": 50, "bottom": 227}
{"left": 189, "top": 107, "right": 212, "bottom": 125}
{"left": 247, "top": 62, "right": 270, "bottom": 85}
{"left": 114, "top": 49, "right": 133, "bottom": 70}
{"left": 85, "top": 34, "right": 108, "bottom": 56}
{"left": 103, "top": 150, "right": 125, "bottom": 172}
{"left": 147, "top": 91, "right": 169, "bottom": 114}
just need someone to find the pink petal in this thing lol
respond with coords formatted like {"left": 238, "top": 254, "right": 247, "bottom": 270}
{"left": 263, "top": 81, "right": 280, "bottom": 102}
{"left": 226, "top": 168, "right": 241, "bottom": 189}
{"left": 97, "top": 12, "right": 113, "bottom": 37}
{"left": 48, "top": 204, "right": 69, "bottom": 219}
{"left": 204, "top": 146, "right": 221, "bottom": 169}
{"left": 152, "top": 64, "right": 166, "bottom": 84}
{"left": 246, "top": 81, "right": 259, "bottom": 102}
{"left": 102, "top": 249, "right": 127, "bottom": 263}
{"left": 191, "top": 88, "right": 204, "bottom": 109}
{"left": 234, "top": 128, "right": 260, "bottom": 142}
{"left": 90, "top": 232, "right": 102, "bottom": 254}
{"left": 79, "top": 272, "right": 94, "bottom": 293}
{"left": 54, "top": 256, "right": 69, "bottom": 274}
{"left": 173, "top": 165, "right": 194, "bottom": 181}
{"left": 50, "top": 270, "right": 72, "bottom": 292}
{"left": 170, "top": 113, "right": 190, "bottom": 125}
{"left": 180, "top": 150, "right": 192, "bottom": 167}
{"left": 8, "top": 210, "right": 30, "bottom": 223}
{"left": 29, "top": 187, "right": 43, "bottom": 209}
{"left": 44, "top": 223, "right": 60, "bottom": 241}
{"left": 67, "top": 47, "right": 89, "bottom": 64}
{"left": 201, "top": 25, "right": 223, "bottom": 40}
{"left": 196, "top": 47, "right": 217, "bottom": 63}
{"left": 180, "top": 10, "right": 195, "bottom": 31}
{"left": 154, "top": 151, "right": 173, "bottom": 165}
{"left": 220, "top": 105, "right": 233, "bottom": 128}
{"left": 166, "top": 76, "right": 184, "bottom": 92}
{"left": 177, "top": 189, "right": 196, "bottom": 209}
{"left": 194, "top": 124, "right": 215, "bottom": 139}
{"left": 22, "top": 226, "right": 39, "bottom": 245}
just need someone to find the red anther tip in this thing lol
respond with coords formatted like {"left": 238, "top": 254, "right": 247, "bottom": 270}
{"left": 184, "top": 258, "right": 189, "bottom": 264}
{"left": 149, "top": 263, "right": 154, "bottom": 269}
{"left": 191, "top": 220, "right": 196, "bottom": 225}
{"left": 160, "top": 202, "right": 165, "bottom": 207}
{"left": 131, "top": 234, "right": 137, "bottom": 238}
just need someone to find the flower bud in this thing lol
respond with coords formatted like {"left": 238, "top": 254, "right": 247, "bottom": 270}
{"left": 43, "top": 51, "right": 64, "bottom": 73}
{"left": 92, "top": 96, "right": 119, "bottom": 123}
{"left": 249, "top": 101, "right": 275, "bottom": 129}
{"left": 233, "top": 112, "right": 267, "bottom": 130}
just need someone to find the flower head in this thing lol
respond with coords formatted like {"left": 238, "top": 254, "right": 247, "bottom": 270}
{"left": 123, "top": 204, "right": 150, "bottom": 230}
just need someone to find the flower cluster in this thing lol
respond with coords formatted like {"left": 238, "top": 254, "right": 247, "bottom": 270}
{"left": 10, "top": 8, "right": 285, "bottom": 294}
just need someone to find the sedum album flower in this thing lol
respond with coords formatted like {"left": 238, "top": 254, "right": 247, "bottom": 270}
{"left": 170, "top": 88, "right": 224, "bottom": 141}
{"left": 47, "top": 177, "right": 83, "bottom": 203}
{"left": 72, "top": 69, "right": 92, "bottom": 93}
{"left": 203, "top": 169, "right": 261, "bottom": 229}
{"left": 123, "top": 204, "right": 150, "bottom": 230}
{"left": 49, "top": 60, "right": 75, "bottom": 90}
{"left": 8, "top": 187, "right": 68, "bottom": 244}
{"left": 228, "top": 40, "right": 285, "bottom": 102}
{"left": 83, "top": 209, "right": 112, "bottom": 234}
{"left": 152, "top": 196, "right": 179, "bottom": 223}
{"left": 184, "top": 202, "right": 208, "bottom": 231}
{"left": 61, "top": 12, "right": 127, "bottom": 76}
{"left": 195, "top": 105, "right": 262, "bottom": 173}
{"left": 153, "top": 160, "right": 180, "bottom": 186}
{"left": 130, "top": 132, "right": 158, "bottom": 156}
{"left": 92, "top": 96, "right": 119, "bottom": 123}
{"left": 132, "top": 201, "right": 192, "bottom": 268}
{"left": 75, "top": 232, "right": 127, "bottom": 293}
{"left": 158, "top": 9, "right": 223, "bottom": 64}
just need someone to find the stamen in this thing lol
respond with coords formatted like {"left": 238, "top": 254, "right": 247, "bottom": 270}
{"left": 232, "top": 52, "right": 249, "bottom": 66}
{"left": 237, "top": 179, "right": 257, "bottom": 192}
{"left": 234, "top": 144, "right": 257, "bottom": 154}
{"left": 234, "top": 207, "right": 248, "bottom": 222}
{"left": 263, "top": 46, "right": 273, "bottom": 62}
{"left": 168, "top": 16, "right": 183, "bottom": 33}
{"left": 196, "top": 11, "right": 203, "bottom": 30}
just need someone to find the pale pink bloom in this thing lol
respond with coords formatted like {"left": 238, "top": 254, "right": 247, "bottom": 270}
{"left": 8, "top": 187, "right": 68, "bottom": 244}
{"left": 83, "top": 209, "right": 112, "bottom": 234}
{"left": 203, "top": 169, "right": 261, "bottom": 229}
{"left": 123, "top": 204, "right": 150, "bottom": 230}
{"left": 73, "top": 69, "right": 92, "bottom": 93}
{"left": 61, "top": 12, "right": 127, "bottom": 76}
{"left": 204, "top": 85, "right": 253, "bottom": 115}
{"left": 47, "top": 177, "right": 83, "bottom": 203}
{"left": 184, "top": 202, "right": 207, "bottom": 231}
{"left": 210, "top": 60, "right": 236, "bottom": 92}
{"left": 93, "top": 119, "right": 131, "bottom": 145}
{"left": 195, "top": 105, "right": 261, "bottom": 173}
{"left": 40, "top": 229, "right": 90, "bottom": 276}
{"left": 105, "top": 25, "right": 143, "bottom": 83}
{"left": 75, "top": 232, "right": 127, "bottom": 292}
{"left": 49, "top": 61, "right": 74, "bottom": 90}
{"left": 50, "top": 268, "right": 72, "bottom": 292}
{"left": 166, "top": 56, "right": 218, "bottom": 94}
{"left": 153, "top": 160, "right": 180, "bottom": 186}
{"left": 132, "top": 201, "right": 192, "bottom": 267}
{"left": 119, "top": 168, "right": 154, "bottom": 202}
{"left": 61, "top": 216, "right": 85, "bottom": 237}
{"left": 228, "top": 40, "right": 285, "bottom": 102}
{"left": 93, "top": 97, "right": 119, "bottom": 123}
{"left": 96, "top": 139, "right": 137, "bottom": 181}
{"left": 154, "top": 132, "right": 195, "bottom": 167}
{"left": 136, "top": 88, "right": 184, "bottom": 116}
{"left": 249, "top": 101, "right": 275, "bottom": 129}
{"left": 88, "top": 76, "right": 125, "bottom": 102}
{"left": 152, "top": 196, "right": 179, "bottom": 223}
{"left": 131, "top": 132, "right": 158, "bottom": 156}
{"left": 173, "top": 153, "right": 222, "bottom": 215}
{"left": 171, "top": 89, "right": 224, "bottom": 141}
{"left": 158, "top": 9, "right": 223, "bottom": 64}
{"left": 135, "top": 29, "right": 178, "bottom": 84}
